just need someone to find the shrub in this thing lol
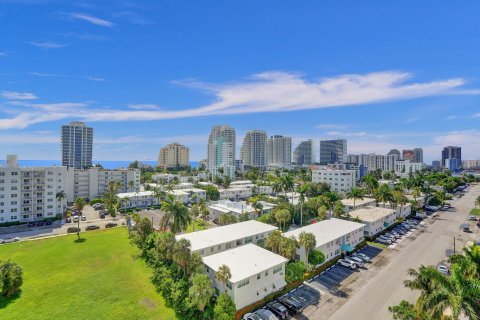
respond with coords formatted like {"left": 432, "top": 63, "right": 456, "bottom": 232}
{"left": 308, "top": 250, "right": 325, "bottom": 266}
{"left": 0, "top": 260, "right": 23, "bottom": 297}
{"left": 285, "top": 261, "right": 308, "bottom": 283}
{"left": 89, "top": 198, "right": 103, "bottom": 205}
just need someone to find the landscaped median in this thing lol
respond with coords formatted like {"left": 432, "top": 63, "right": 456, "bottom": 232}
{"left": 0, "top": 227, "right": 175, "bottom": 320}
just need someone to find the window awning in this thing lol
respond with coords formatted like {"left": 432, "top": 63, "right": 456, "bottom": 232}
{"left": 341, "top": 244, "right": 354, "bottom": 252}
{"left": 273, "top": 278, "right": 287, "bottom": 290}
{"left": 383, "top": 222, "right": 390, "bottom": 227}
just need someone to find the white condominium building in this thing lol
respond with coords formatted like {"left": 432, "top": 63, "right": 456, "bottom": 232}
{"left": 354, "top": 153, "right": 398, "bottom": 172}
{"left": 61, "top": 121, "right": 93, "bottom": 169}
{"left": 116, "top": 191, "right": 159, "bottom": 208}
{"left": 350, "top": 206, "right": 397, "bottom": 236}
{"left": 0, "top": 155, "right": 67, "bottom": 223}
{"left": 311, "top": 165, "right": 357, "bottom": 194}
{"left": 266, "top": 135, "right": 292, "bottom": 168}
{"left": 394, "top": 160, "right": 426, "bottom": 178}
{"left": 203, "top": 244, "right": 288, "bottom": 310}
{"left": 207, "top": 125, "right": 236, "bottom": 179}
{"left": 284, "top": 218, "right": 365, "bottom": 264}
{"left": 157, "top": 143, "right": 190, "bottom": 170}
{"left": 240, "top": 130, "right": 267, "bottom": 168}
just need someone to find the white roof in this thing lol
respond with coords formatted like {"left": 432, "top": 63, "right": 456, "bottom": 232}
{"left": 283, "top": 218, "right": 364, "bottom": 248}
{"left": 202, "top": 244, "right": 287, "bottom": 283}
{"left": 230, "top": 180, "right": 253, "bottom": 185}
{"left": 175, "top": 220, "right": 277, "bottom": 252}
{"left": 341, "top": 197, "right": 376, "bottom": 207}
{"left": 350, "top": 206, "right": 396, "bottom": 222}
{"left": 209, "top": 200, "right": 255, "bottom": 214}
{"left": 117, "top": 191, "right": 154, "bottom": 198}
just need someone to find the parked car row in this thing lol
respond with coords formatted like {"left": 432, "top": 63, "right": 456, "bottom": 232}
{"left": 27, "top": 220, "right": 53, "bottom": 227}
{"left": 0, "top": 236, "right": 21, "bottom": 244}
{"left": 92, "top": 203, "right": 104, "bottom": 210}
{"left": 337, "top": 251, "right": 372, "bottom": 270}
{"left": 375, "top": 217, "right": 423, "bottom": 245}
{"left": 66, "top": 223, "right": 116, "bottom": 233}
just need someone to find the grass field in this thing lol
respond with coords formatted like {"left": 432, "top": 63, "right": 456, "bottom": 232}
{"left": 0, "top": 228, "right": 176, "bottom": 320}
{"left": 470, "top": 208, "right": 480, "bottom": 215}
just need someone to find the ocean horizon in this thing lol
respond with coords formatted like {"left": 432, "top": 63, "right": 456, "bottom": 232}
{"left": 0, "top": 160, "right": 199, "bottom": 170}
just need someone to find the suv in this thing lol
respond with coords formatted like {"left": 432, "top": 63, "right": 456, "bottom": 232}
{"left": 243, "top": 313, "right": 262, "bottom": 320}
{"left": 254, "top": 309, "right": 279, "bottom": 320}
{"left": 278, "top": 296, "right": 303, "bottom": 314}
{"left": 105, "top": 222, "right": 118, "bottom": 228}
{"left": 67, "top": 227, "right": 80, "bottom": 233}
{"left": 266, "top": 301, "right": 289, "bottom": 319}
{"left": 73, "top": 216, "right": 79, "bottom": 223}
{"left": 376, "top": 237, "right": 392, "bottom": 245}
{"left": 85, "top": 225, "right": 100, "bottom": 231}
{"left": 353, "top": 252, "right": 371, "bottom": 262}
{"left": 347, "top": 256, "right": 364, "bottom": 268}
{"left": 337, "top": 259, "right": 357, "bottom": 270}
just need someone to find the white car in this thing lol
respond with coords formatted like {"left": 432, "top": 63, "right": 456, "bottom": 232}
{"left": 437, "top": 264, "right": 450, "bottom": 275}
{"left": 337, "top": 259, "right": 357, "bottom": 270}
{"left": 353, "top": 253, "right": 371, "bottom": 262}
{"left": 347, "top": 256, "right": 364, "bottom": 268}
{"left": 0, "top": 237, "right": 20, "bottom": 244}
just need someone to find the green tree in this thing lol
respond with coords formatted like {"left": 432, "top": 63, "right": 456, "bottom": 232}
{"left": 411, "top": 186, "right": 422, "bottom": 209}
{"left": 188, "top": 273, "right": 213, "bottom": 312}
{"left": 274, "top": 208, "right": 291, "bottom": 231}
{"left": 374, "top": 184, "right": 394, "bottom": 208}
{"left": 133, "top": 217, "right": 154, "bottom": 252}
{"left": 217, "top": 213, "right": 237, "bottom": 226}
{"left": 298, "top": 231, "right": 316, "bottom": 263}
{"left": 279, "top": 236, "right": 298, "bottom": 260}
{"left": 362, "top": 174, "right": 379, "bottom": 195}
{"left": 346, "top": 187, "right": 365, "bottom": 211}
{"left": 173, "top": 239, "right": 192, "bottom": 276}
{"left": 161, "top": 200, "right": 191, "bottom": 234}
{"left": 213, "top": 293, "right": 236, "bottom": 320}
{"left": 153, "top": 187, "right": 166, "bottom": 206}
{"left": 297, "top": 184, "right": 308, "bottom": 226}
{"left": 308, "top": 250, "right": 325, "bottom": 266}
{"left": 0, "top": 260, "right": 23, "bottom": 297}
{"left": 317, "top": 205, "right": 328, "bottom": 220}
{"left": 285, "top": 261, "right": 308, "bottom": 283}
{"left": 265, "top": 230, "right": 283, "bottom": 254}
{"left": 155, "top": 231, "right": 176, "bottom": 262}
{"left": 280, "top": 173, "right": 294, "bottom": 203}
{"left": 215, "top": 264, "right": 231, "bottom": 293}
{"left": 388, "top": 300, "right": 423, "bottom": 320}
{"left": 475, "top": 195, "right": 480, "bottom": 209}
{"left": 56, "top": 191, "right": 66, "bottom": 214}
{"left": 128, "top": 179, "right": 136, "bottom": 192}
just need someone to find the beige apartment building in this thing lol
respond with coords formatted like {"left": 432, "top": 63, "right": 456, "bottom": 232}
{"left": 157, "top": 143, "right": 189, "bottom": 170}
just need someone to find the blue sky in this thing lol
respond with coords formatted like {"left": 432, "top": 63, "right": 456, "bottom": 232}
{"left": 1, "top": 0, "right": 479, "bottom": 163}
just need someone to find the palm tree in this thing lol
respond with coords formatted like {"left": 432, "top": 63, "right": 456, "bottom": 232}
{"left": 187, "top": 252, "right": 204, "bottom": 276}
{"left": 272, "top": 179, "right": 283, "bottom": 197}
{"left": 324, "top": 191, "right": 341, "bottom": 218}
{"left": 375, "top": 184, "right": 393, "bottom": 208}
{"left": 74, "top": 197, "right": 86, "bottom": 240}
{"left": 475, "top": 195, "right": 480, "bottom": 209}
{"left": 346, "top": 187, "right": 364, "bottom": 211}
{"left": 298, "top": 231, "right": 316, "bottom": 264}
{"left": 160, "top": 200, "right": 192, "bottom": 234}
{"left": 281, "top": 174, "right": 294, "bottom": 203}
{"left": 152, "top": 187, "right": 166, "bottom": 206}
{"left": 56, "top": 191, "right": 66, "bottom": 214}
{"left": 297, "top": 184, "right": 308, "bottom": 226}
{"left": 119, "top": 197, "right": 129, "bottom": 215}
{"left": 274, "top": 209, "right": 291, "bottom": 231}
{"left": 173, "top": 238, "right": 191, "bottom": 276}
{"left": 265, "top": 230, "right": 283, "bottom": 254}
{"left": 128, "top": 180, "right": 136, "bottom": 193}
{"left": 362, "top": 174, "right": 379, "bottom": 195}
{"left": 190, "top": 204, "right": 201, "bottom": 232}
{"left": 188, "top": 273, "right": 213, "bottom": 312}
{"left": 215, "top": 264, "right": 232, "bottom": 293}
{"left": 155, "top": 231, "right": 176, "bottom": 262}
{"left": 411, "top": 186, "right": 422, "bottom": 209}
{"left": 393, "top": 191, "right": 408, "bottom": 217}
{"left": 108, "top": 180, "right": 121, "bottom": 194}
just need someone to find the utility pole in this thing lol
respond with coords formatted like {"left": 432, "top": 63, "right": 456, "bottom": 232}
{"left": 453, "top": 236, "right": 456, "bottom": 254}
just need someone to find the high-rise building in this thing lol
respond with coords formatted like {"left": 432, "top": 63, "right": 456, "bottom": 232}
{"left": 402, "top": 149, "right": 415, "bottom": 161}
{"left": 240, "top": 130, "right": 267, "bottom": 168}
{"left": 61, "top": 121, "right": 93, "bottom": 169}
{"left": 207, "top": 125, "right": 236, "bottom": 178}
{"left": 431, "top": 160, "right": 441, "bottom": 170}
{"left": 266, "top": 135, "right": 292, "bottom": 168}
{"left": 387, "top": 149, "right": 401, "bottom": 158}
{"left": 293, "top": 139, "right": 315, "bottom": 166}
{"left": 319, "top": 139, "right": 347, "bottom": 165}
{"left": 413, "top": 148, "right": 424, "bottom": 163}
{"left": 346, "top": 154, "right": 359, "bottom": 165}
{"left": 442, "top": 146, "right": 462, "bottom": 168}
{"left": 157, "top": 143, "right": 190, "bottom": 170}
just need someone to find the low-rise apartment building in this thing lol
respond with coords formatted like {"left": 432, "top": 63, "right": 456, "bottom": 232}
{"left": 203, "top": 244, "right": 288, "bottom": 310}
{"left": 283, "top": 218, "right": 365, "bottom": 264}
{"left": 350, "top": 206, "right": 397, "bottom": 237}
{"left": 341, "top": 197, "right": 377, "bottom": 212}
{"left": 219, "top": 187, "right": 252, "bottom": 200}
{"left": 175, "top": 220, "right": 277, "bottom": 257}
{"left": 311, "top": 165, "right": 357, "bottom": 195}
{"left": 116, "top": 191, "right": 159, "bottom": 208}
{"left": 394, "top": 160, "right": 426, "bottom": 178}
{"left": 166, "top": 188, "right": 207, "bottom": 203}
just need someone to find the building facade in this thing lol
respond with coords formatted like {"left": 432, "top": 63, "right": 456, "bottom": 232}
{"left": 402, "top": 149, "right": 415, "bottom": 161}
{"left": 442, "top": 146, "right": 462, "bottom": 168}
{"left": 293, "top": 139, "right": 315, "bottom": 166}
{"left": 240, "top": 130, "right": 267, "bottom": 168}
{"left": 350, "top": 206, "right": 397, "bottom": 237}
{"left": 319, "top": 139, "right": 347, "bottom": 165}
{"left": 207, "top": 125, "right": 236, "bottom": 178}
{"left": 157, "top": 143, "right": 189, "bottom": 170}
{"left": 413, "top": 148, "right": 424, "bottom": 163}
{"left": 311, "top": 165, "right": 357, "bottom": 194}
{"left": 61, "top": 121, "right": 93, "bottom": 169}
{"left": 394, "top": 160, "right": 426, "bottom": 178}
{"left": 266, "top": 135, "right": 292, "bottom": 168}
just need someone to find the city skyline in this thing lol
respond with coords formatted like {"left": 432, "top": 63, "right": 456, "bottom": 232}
{"left": 1, "top": 1, "right": 480, "bottom": 162}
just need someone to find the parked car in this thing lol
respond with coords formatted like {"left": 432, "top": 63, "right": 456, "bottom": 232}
{"left": 469, "top": 216, "right": 478, "bottom": 221}
{"left": 81, "top": 216, "right": 87, "bottom": 221}
{"left": 266, "top": 301, "right": 289, "bottom": 319}
{"left": 379, "top": 235, "right": 395, "bottom": 243}
{"left": 67, "top": 227, "right": 80, "bottom": 233}
{"left": 347, "top": 256, "right": 365, "bottom": 268}
{"left": 337, "top": 258, "right": 358, "bottom": 270}
{"left": 105, "top": 222, "right": 118, "bottom": 228}
{"left": 376, "top": 237, "right": 392, "bottom": 245}
{"left": 353, "top": 252, "right": 371, "bottom": 262}
{"left": 73, "top": 217, "right": 79, "bottom": 223}
{"left": 254, "top": 309, "right": 279, "bottom": 320}
{"left": 36, "top": 220, "right": 45, "bottom": 226}
{"left": 278, "top": 296, "right": 303, "bottom": 314}
{"left": 243, "top": 313, "right": 262, "bottom": 320}
{"left": 393, "top": 228, "right": 406, "bottom": 235}
{"left": 0, "top": 237, "right": 20, "bottom": 244}
{"left": 437, "top": 264, "right": 450, "bottom": 275}
{"left": 85, "top": 225, "right": 100, "bottom": 231}
{"left": 45, "top": 220, "right": 53, "bottom": 226}
{"left": 27, "top": 221, "right": 36, "bottom": 227}
{"left": 66, "top": 217, "right": 72, "bottom": 223}
{"left": 463, "top": 223, "right": 470, "bottom": 232}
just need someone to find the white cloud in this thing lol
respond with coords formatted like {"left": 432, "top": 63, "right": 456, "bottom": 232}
{"left": 29, "top": 41, "right": 67, "bottom": 49}
{"left": 85, "top": 76, "right": 106, "bottom": 82}
{"left": 472, "top": 113, "right": 480, "bottom": 118}
{"left": 1, "top": 91, "right": 38, "bottom": 100}
{"left": 405, "top": 117, "right": 420, "bottom": 123}
{"left": 326, "top": 131, "right": 369, "bottom": 137}
{"left": 0, "top": 52, "right": 7, "bottom": 58}
{"left": 316, "top": 123, "right": 350, "bottom": 130}
{"left": 69, "top": 13, "right": 113, "bottom": 27}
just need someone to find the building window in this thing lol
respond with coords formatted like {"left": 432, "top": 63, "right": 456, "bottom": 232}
{"left": 237, "top": 279, "right": 250, "bottom": 288}
{"left": 257, "top": 273, "right": 261, "bottom": 280}
{"left": 273, "top": 265, "right": 283, "bottom": 274}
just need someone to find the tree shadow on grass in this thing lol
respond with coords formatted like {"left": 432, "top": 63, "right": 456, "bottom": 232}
{"left": 0, "top": 290, "right": 22, "bottom": 309}
{"left": 74, "top": 238, "right": 87, "bottom": 243}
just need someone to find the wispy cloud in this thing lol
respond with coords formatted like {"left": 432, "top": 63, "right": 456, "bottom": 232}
{"left": 29, "top": 40, "right": 67, "bottom": 49}
{"left": 472, "top": 113, "right": 480, "bottom": 118}
{"left": 113, "top": 11, "right": 152, "bottom": 25}
{"left": 28, "top": 72, "right": 107, "bottom": 82}
{"left": 1, "top": 91, "right": 38, "bottom": 100}
{"left": 69, "top": 13, "right": 113, "bottom": 27}
{"left": 446, "top": 115, "right": 458, "bottom": 120}
{"left": 326, "top": 131, "right": 369, "bottom": 137}
{"left": 405, "top": 117, "right": 420, "bottom": 123}
{"left": 316, "top": 123, "right": 350, "bottom": 130}
{"left": 0, "top": 52, "right": 7, "bottom": 58}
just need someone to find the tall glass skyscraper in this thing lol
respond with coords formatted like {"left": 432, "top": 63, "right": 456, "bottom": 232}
{"left": 319, "top": 139, "right": 347, "bottom": 165}
{"left": 61, "top": 121, "right": 93, "bottom": 169}
{"left": 293, "top": 139, "right": 315, "bottom": 165}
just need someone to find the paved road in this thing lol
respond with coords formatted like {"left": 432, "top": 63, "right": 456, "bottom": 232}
{"left": 324, "top": 184, "right": 480, "bottom": 320}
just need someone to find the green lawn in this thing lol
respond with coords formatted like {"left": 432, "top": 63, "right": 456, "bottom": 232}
{"left": 0, "top": 228, "right": 176, "bottom": 320}
{"left": 470, "top": 208, "right": 480, "bottom": 216}
{"left": 367, "top": 241, "right": 388, "bottom": 250}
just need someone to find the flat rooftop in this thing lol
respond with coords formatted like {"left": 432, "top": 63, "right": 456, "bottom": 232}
{"left": 175, "top": 220, "right": 277, "bottom": 252}
{"left": 117, "top": 191, "right": 153, "bottom": 197}
{"left": 283, "top": 218, "right": 364, "bottom": 247}
{"left": 350, "top": 206, "right": 396, "bottom": 222}
{"left": 202, "top": 244, "right": 288, "bottom": 283}
{"left": 341, "top": 197, "right": 376, "bottom": 207}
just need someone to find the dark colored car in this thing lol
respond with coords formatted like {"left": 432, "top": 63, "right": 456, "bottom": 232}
{"left": 67, "top": 227, "right": 80, "bottom": 233}
{"left": 105, "top": 223, "right": 118, "bottom": 228}
{"left": 278, "top": 296, "right": 303, "bottom": 315}
{"left": 66, "top": 217, "right": 72, "bottom": 223}
{"left": 45, "top": 220, "right": 53, "bottom": 226}
{"left": 266, "top": 301, "right": 289, "bottom": 319}
{"left": 28, "top": 222, "right": 36, "bottom": 227}
{"left": 85, "top": 225, "right": 100, "bottom": 231}
{"left": 36, "top": 221, "right": 45, "bottom": 226}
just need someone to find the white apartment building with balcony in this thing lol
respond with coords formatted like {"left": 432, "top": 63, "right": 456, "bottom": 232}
{"left": 311, "top": 165, "right": 357, "bottom": 194}
{"left": 350, "top": 206, "right": 397, "bottom": 237}
{"left": 116, "top": 191, "right": 159, "bottom": 208}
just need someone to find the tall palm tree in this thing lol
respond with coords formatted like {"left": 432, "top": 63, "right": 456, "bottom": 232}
{"left": 281, "top": 173, "right": 295, "bottom": 203}
{"left": 362, "top": 174, "right": 379, "bottom": 195}
{"left": 274, "top": 209, "right": 291, "bottom": 231}
{"left": 108, "top": 180, "right": 121, "bottom": 194}
{"left": 272, "top": 179, "right": 283, "bottom": 197}
{"left": 56, "top": 191, "right": 67, "bottom": 214}
{"left": 190, "top": 204, "right": 201, "bottom": 232}
{"left": 187, "top": 252, "right": 204, "bottom": 276}
{"left": 393, "top": 191, "right": 408, "bottom": 217}
{"left": 74, "top": 197, "right": 86, "bottom": 240}
{"left": 375, "top": 184, "right": 394, "bottom": 208}
{"left": 411, "top": 186, "right": 422, "bottom": 209}
{"left": 173, "top": 238, "right": 191, "bottom": 276}
{"left": 346, "top": 187, "right": 365, "bottom": 211}
{"left": 152, "top": 187, "right": 166, "bottom": 206}
{"left": 265, "top": 230, "right": 283, "bottom": 254}
{"left": 160, "top": 200, "right": 192, "bottom": 234}
{"left": 188, "top": 273, "right": 213, "bottom": 312}
{"left": 298, "top": 231, "right": 316, "bottom": 263}
{"left": 215, "top": 264, "right": 232, "bottom": 293}
{"left": 324, "top": 191, "right": 341, "bottom": 218}
{"left": 128, "top": 180, "right": 136, "bottom": 193}
{"left": 297, "top": 184, "right": 309, "bottom": 226}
